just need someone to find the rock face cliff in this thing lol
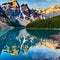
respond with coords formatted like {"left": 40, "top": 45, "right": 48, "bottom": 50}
{"left": 0, "top": 6, "right": 10, "bottom": 30}
{"left": 43, "top": 5, "right": 60, "bottom": 14}
{"left": 1, "top": 0, "right": 60, "bottom": 26}
{"left": 0, "top": 6, "right": 12, "bottom": 34}
{"left": 0, "top": 6, "right": 11, "bottom": 25}
{"left": 42, "top": 5, "right": 60, "bottom": 18}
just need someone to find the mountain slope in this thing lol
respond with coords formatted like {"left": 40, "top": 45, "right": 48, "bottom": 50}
{"left": 42, "top": 5, "right": 60, "bottom": 19}
{"left": 0, "top": 21, "right": 10, "bottom": 30}
{"left": 44, "top": 5, "right": 60, "bottom": 14}
{"left": 26, "top": 15, "right": 60, "bottom": 29}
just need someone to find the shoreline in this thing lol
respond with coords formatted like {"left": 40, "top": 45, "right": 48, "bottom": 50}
{"left": 26, "top": 28, "right": 60, "bottom": 30}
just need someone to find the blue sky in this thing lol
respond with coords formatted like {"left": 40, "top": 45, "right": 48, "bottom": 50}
{"left": 0, "top": 0, "right": 60, "bottom": 10}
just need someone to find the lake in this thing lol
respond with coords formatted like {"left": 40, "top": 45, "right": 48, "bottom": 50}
{"left": 0, "top": 28, "right": 60, "bottom": 60}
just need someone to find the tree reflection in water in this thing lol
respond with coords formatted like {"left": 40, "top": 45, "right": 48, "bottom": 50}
{"left": 0, "top": 28, "right": 60, "bottom": 60}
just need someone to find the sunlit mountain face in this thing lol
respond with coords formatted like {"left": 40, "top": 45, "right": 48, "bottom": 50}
{"left": 1, "top": 0, "right": 39, "bottom": 26}
{"left": 2, "top": 2, "right": 38, "bottom": 19}
{"left": 0, "top": 0, "right": 60, "bottom": 26}
{"left": 0, "top": 28, "right": 60, "bottom": 60}
{"left": 42, "top": 5, "right": 60, "bottom": 19}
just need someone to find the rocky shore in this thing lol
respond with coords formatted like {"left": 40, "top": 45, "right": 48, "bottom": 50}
{"left": 0, "top": 21, "right": 13, "bottom": 36}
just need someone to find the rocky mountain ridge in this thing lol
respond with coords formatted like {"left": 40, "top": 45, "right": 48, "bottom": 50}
{"left": 0, "top": 0, "right": 60, "bottom": 26}
{"left": 42, "top": 5, "right": 60, "bottom": 14}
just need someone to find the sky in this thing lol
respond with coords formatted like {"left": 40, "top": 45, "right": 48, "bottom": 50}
{"left": 0, "top": 0, "right": 60, "bottom": 10}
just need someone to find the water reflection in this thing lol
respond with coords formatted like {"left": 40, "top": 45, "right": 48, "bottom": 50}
{"left": 0, "top": 28, "right": 21, "bottom": 55}
{"left": 0, "top": 28, "right": 60, "bottom": 60}
{"left": 26, "top": 29, "right": 60, "bottom": 39}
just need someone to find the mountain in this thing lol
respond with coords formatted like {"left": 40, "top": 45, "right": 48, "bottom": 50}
{"left": 42, "top": 5, "right": 60, "bottom": 18}
{"left": 46, "top": 11, "right": 60, "bottom": 18}
{"left": 0, "top": 7, "right": 12, "bottom": 34}
{"left": 2, "top": 0, "right": 23, "bottom": 18}
{"left": 43, "top": 5, "right": 60, "bottom": 14}
{"left": 0, "top": 6, "right": 13, "bottom": 25}
{"left": 2, "top": 1, "right": 40, "bottom": 26}
{"left": 0, "top": 6, "right": 22, "bottom": 27}
{"left": 0, "top": 6, "right": 10, "bottom": 25}
{"left": 0, "top": 6, "right": 9, "bottom": 18}
{"left": 26, "top": 15, "right": 60, "bottom": 29}
{"left": 1, "top": 0, "right": 60, "bottom": 26}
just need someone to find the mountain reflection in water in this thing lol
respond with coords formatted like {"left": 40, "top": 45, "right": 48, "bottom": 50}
{"left": 0, "top": 28, "right": 60, "bottom": 60}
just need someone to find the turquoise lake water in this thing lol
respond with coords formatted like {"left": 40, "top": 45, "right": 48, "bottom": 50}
{"left": 0, "top": 28, "right": 60, "bottom": 60}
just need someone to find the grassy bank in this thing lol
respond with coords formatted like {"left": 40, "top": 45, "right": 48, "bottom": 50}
{"left": 26, "top": 15, "right": 60, "bottom": 29}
